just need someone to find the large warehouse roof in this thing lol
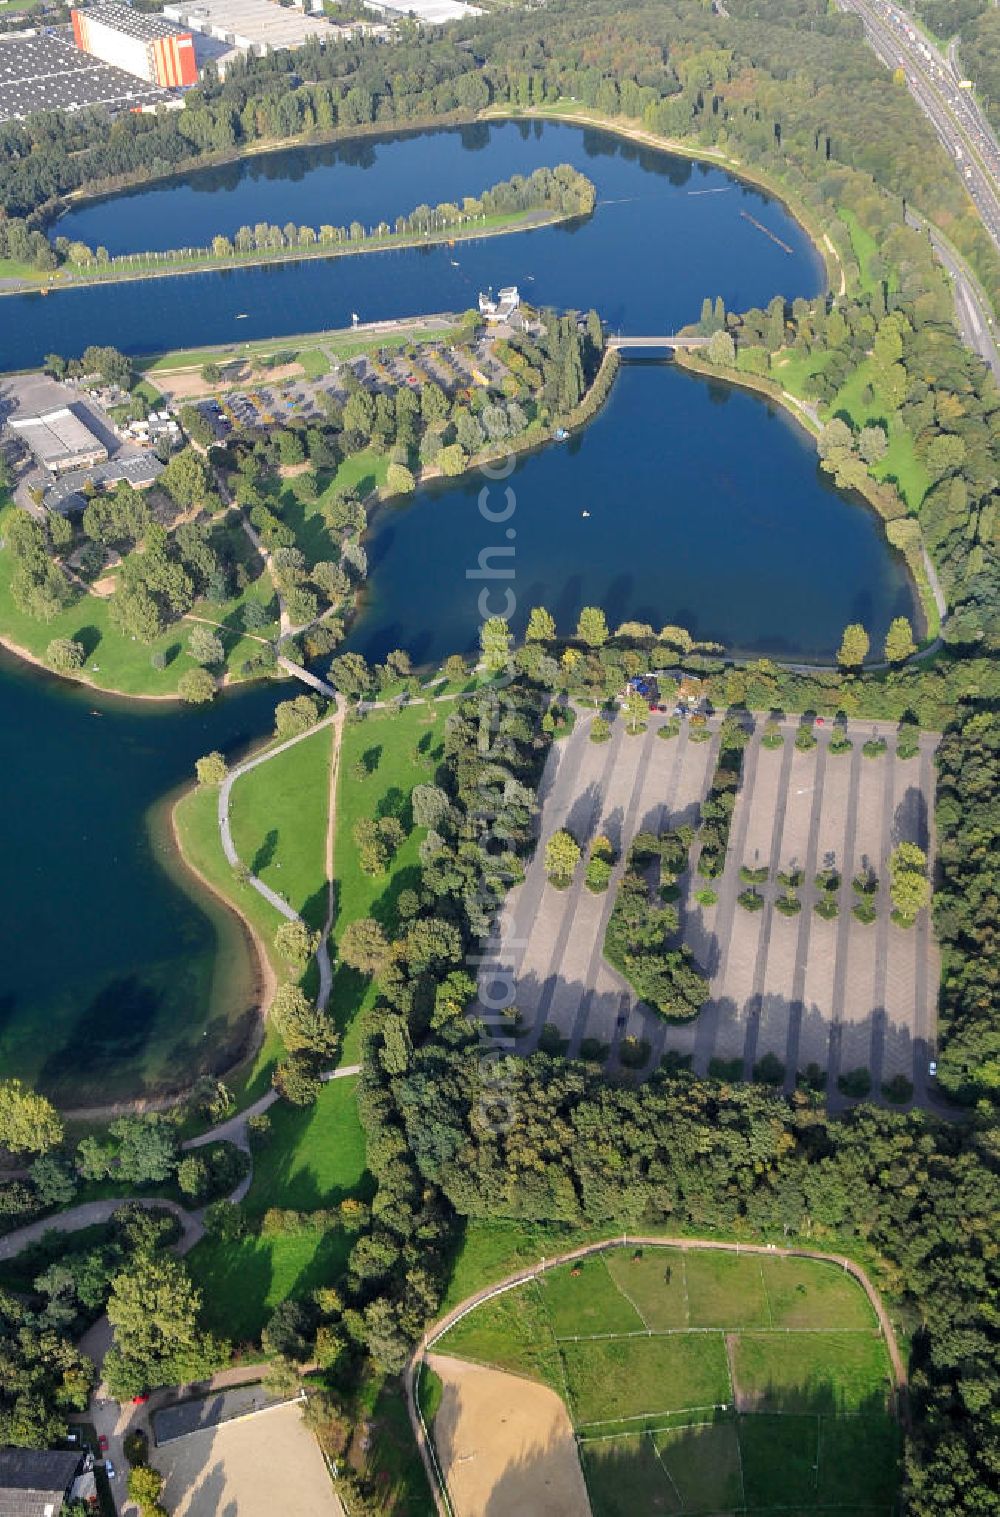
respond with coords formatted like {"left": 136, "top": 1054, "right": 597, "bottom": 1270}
{"left": 363, "top": 0, "right": 481, "bottom": 21}
{"left": 10, "top": 407, "right": 109, "bottom": 470}
{"left": 163, "top": 0, "right": 348, "bottom": 52}
{"left": 73, "top": 3, "right": 188, "bottom": 42}
{"left": 0, "top": 32, "right": 174, "bottom": 120}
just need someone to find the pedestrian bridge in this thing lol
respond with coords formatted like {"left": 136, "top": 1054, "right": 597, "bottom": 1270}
{"left": 607, "top": 334, "right": 711, "bottom": 350}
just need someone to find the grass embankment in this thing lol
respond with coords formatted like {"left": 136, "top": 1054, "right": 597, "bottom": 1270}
{"left": 187, "top": 1075, "right": 371, "bottom": 1344}
{"left": 432, "top": 1241, "right": 899, "bottom": 1517}
{"left": 1, "top": 204, "right": 566, "bottom": 294}
{"left": 331, "top": 700, "right": 449, "bottom": 1064}
{"left": 229, "top": 722, "right": 333, "bottom": 929}
{"left": 135, "top": 321, "right": 463, "bottom": 379}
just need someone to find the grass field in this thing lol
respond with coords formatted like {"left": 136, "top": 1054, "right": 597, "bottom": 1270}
{"left": 229, "top": 721, "right": 332, "bottom": 928}
{"left": 186, "top": 1075, "right": 370, "bottom": 1342}
{"left": 433, "top": 1243, "right": 900, "bottom": 1516}
{"left": 331, "top": 699, "right": 448, "bottom": 1061}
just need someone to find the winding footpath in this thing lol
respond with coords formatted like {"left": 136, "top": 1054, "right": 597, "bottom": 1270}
{"left": 405, "top": 1234, "right": 908, "bottom": 1517}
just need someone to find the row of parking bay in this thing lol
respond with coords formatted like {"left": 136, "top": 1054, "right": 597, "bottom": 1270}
{"left": 667, "top": 718, "right": 939, "bottom": 1091}
{"left": 494, "top": 713, "right": 720, "bottom": 1060}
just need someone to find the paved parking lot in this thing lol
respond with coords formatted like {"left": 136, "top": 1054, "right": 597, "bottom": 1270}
{"left": 484, "top": 711, "right": 939, "bottom": 1103}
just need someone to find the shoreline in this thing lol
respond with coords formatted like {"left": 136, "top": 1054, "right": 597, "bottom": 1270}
{"left": 672, "top": 348, "right": 939, "bottom": 640}
{"left": 3, "top": 204, "right": 574, "bottom": 300}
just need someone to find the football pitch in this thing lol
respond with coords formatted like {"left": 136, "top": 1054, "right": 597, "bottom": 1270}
{"left": 433, "top": 1244, "right": 900, "bottom": 1516}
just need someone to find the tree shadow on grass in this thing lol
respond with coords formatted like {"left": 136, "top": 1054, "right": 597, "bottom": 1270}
{"left": 72, "top": 624, "right": 102, "bottom": 660}
{"left": 252, "top": 828, "right": 279, "bottom": 876}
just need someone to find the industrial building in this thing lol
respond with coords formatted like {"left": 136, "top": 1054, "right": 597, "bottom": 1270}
{"left": 0, "top": 30, "right": 174, "bottom": 121}
{"left": 71, "top": 3, "right": 198, "bottom": 88}
{"left": 162, "top": 0, "right": 352, "bottom": 72}
{"left": 362, "top": 0, "right": 481, "bottom": 23}
{"left": 9, "top": 407, "right": 109, "bottom": 474}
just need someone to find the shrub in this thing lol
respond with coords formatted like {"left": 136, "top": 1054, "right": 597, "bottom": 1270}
{"left": 195, "top": 750, "right": 226, "bottom": 785}
{"left": 794, "top": 726, "right": 817, "bottom": 751}
{"left": 709, "top": 1056, "right": 744, "bottom": 1081}
{"left": 585, "top": 855, "right": 613, "bottom": 893}
{"left": 863, "top": 737, "right": 887, "bottom": 758}
{"left": 689, "top": 724, "right": 713, "bottom": 742}
{"left": 694, "top": 886, "right": 717, "bottom": 906}
{"left": 545, "top": 828, "right": 581, "bottom": 888}
{"left": 590, "top": 715, "right": 612, "bottom": 743}
{"left": 45, "top": 636, "right": 84, "bottom": 673}
{"left": 247, "top": 1112, "right": 271, "bottom": 1146}
{"left": 852, "top": 869, "right": 878, "bottom": 895}
{"left": 761, "top": 721, "right": 784, "bottom": 749}
{"left": 618, "top": 1035, "right": 651, "bottom": 1070}
{"left": 798, "top": 1062, "right": 827, "bottom": 1092}
{"left": 882, "top": 1074, "right": 914, "bottom": 1105}
{"left": 538, "top": 1023, "right": 568, "bottom": 1056}
{"left": 738, "top": 887, "right": 765, "bottom": 912}
{"left": 828, "top": 732, "right": 853, "bottom": 755}
{"left": 123, "top": 1429, "right": 148, "bottom": 1466}
{"left": 753, "top": 1052, "right": 785, "bottom": 1085}
{"left": 815, "top": 869, "right": 840, "bottom": 893}
{"left": 739, "top": 864, "right": 769, "bottom": 884}
{"left": 896, "top": 724, "right": 920, "bottom": 759}
{"left": 177, "top": 667, "right": 216, "bottom": 704}
{"left": 657, "top": 719, "right": 680, "bottom": 739}
{"left": 775, "top": 891, "right": 801, "bottom": 916}
{"left": 777, "top": 868, "right": 803, "bottom": 888}
{"left": 578, "top": 1037, "right": 609, "bottom": 1063}
{"left": 837, "top": 1067, "right": 872, "bottom": 1099}
{"left": 852, "top": 900, "right": 877, "bottom": 924}
{"left": 814, "top": 897, "right": 839, "bottom": 920}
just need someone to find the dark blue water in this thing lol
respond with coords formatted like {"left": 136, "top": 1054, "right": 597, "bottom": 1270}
{"left": 0, "top": 650, "right": 281, "bottom": 1102}
{"left": 353, "top": 362, "right": 917, "bottom": 668}
{"left": 3, "top": 121, "right": 824, "bottom": 368}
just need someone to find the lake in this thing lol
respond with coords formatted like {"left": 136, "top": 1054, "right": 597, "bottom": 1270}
{"left": 0, "top": 120, "right": 916, "bottom": 1099}
{"left": 6, "top": 120, "right": 825, "bottom": 367}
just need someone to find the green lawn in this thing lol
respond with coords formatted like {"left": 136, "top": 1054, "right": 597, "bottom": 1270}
{"left": 331, "top": 700, "right": 447, "bottom": 1061}
{"left": 655, "top": 1420, "right": 744, "bottom": 1512}
{"left": 242, "top": 1074, "right": 371, "bottom": 1216}
{"left": 540, "top": 1255, "right": 644, "bottom": 1337}
{"left": 187, "top": 1077, "right": 369, "bottom": 1342}
{"left": 825, "top": 360, "right": 931, "bottom": 510}
{"left": 229, "top": 721, "right": 332, "bottom": 928}
{"left": 605, "top": 1247, "right": 689, "bottom": 1329}
{"left": 839, "top": 208, "right": 880, "bottom": 295}
{"left": 732, "top": 1331, "right": 891, "bottom": 1414}
{"left": 760, "top": 1255, "right": 876, "bottom": 1331}
{"left": 580, "top": 1433, "right": 680, "bottom": 1517}
{"left": 172, "top": 782, "right": 287, "bottom": 1106}
{"left": 561, "top": 1334, "right": 731, "bottom": 1424}
{"left": 685, "top": 1250, "right": 769, "bottom": 1330}
{"left": 187, "top": 1224, "right": 352, "bottom": 1345}
{"left": 738, "top": 1413, "right": 818, "bottom": 1508}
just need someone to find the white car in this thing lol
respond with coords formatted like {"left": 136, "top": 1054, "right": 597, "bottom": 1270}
{"left": 928, "top": 1060, "right": 938, "bottom": 1078}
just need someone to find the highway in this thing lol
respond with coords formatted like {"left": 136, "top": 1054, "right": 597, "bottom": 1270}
{"left": 834, "top": 0, "right": 1000, "bottom": 375}
{"left": 837, "top": 0, "right": 1000, "bottom": 248}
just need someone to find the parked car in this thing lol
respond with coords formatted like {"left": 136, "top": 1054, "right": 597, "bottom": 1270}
{"left": 132, "top": 1393, "right": 149, "bottom": 1404}
{"left": 928, "top": 1060, "right": 938, "bottom": 1077}
{"left": 105, "top": 1461, "right": 117, "bottom": 1480}
{"left": 97, "top": 1436, "right": 108, "bottom": 1454}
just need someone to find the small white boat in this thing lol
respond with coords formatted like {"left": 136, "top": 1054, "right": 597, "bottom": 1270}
{"left": 450, "top": 259, "right": 460, "bottom": 267}
{"left": 581, "top": 509, "right": 591, "bottom": 518}
{"left": 235, "top": 313, "right": 248, "bottom": 320}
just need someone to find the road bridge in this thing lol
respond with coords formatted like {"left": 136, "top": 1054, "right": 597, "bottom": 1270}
{"left": 607, "top": 334, "right": 710, "bottom": 351}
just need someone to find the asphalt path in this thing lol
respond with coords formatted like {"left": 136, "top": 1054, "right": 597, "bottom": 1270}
{"left": 837, "top": 0, "right": 1000, "bottom": 249}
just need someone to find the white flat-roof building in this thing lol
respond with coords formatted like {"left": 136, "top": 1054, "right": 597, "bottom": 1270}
{"left": 479, "top": 285, "right": 520, "bottom": 324}
{"left": 10, "top": 407, "right": 109, "bottom": 474}
{"left": 163, "top": 0, "right": 353, "bottom": 71}
{"left": 363, "top": 0, "right": 481, "bottom": 23}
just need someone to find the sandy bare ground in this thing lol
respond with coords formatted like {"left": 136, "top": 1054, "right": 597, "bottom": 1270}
{"left": 153, "top": 1399, "right": 342, "bottom": 1517}
{"left": 427, "top": 1353, "right": 591, "bottom": 1517}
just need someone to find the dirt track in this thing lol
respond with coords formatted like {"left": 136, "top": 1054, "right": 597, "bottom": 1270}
{"left": 427, "top": 1353, "right": 591, "bottom": 1517}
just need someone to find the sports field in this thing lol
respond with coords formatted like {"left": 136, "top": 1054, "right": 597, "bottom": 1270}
{"left": 432, "top": 1244, "right": 900, "bottom": 1516}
